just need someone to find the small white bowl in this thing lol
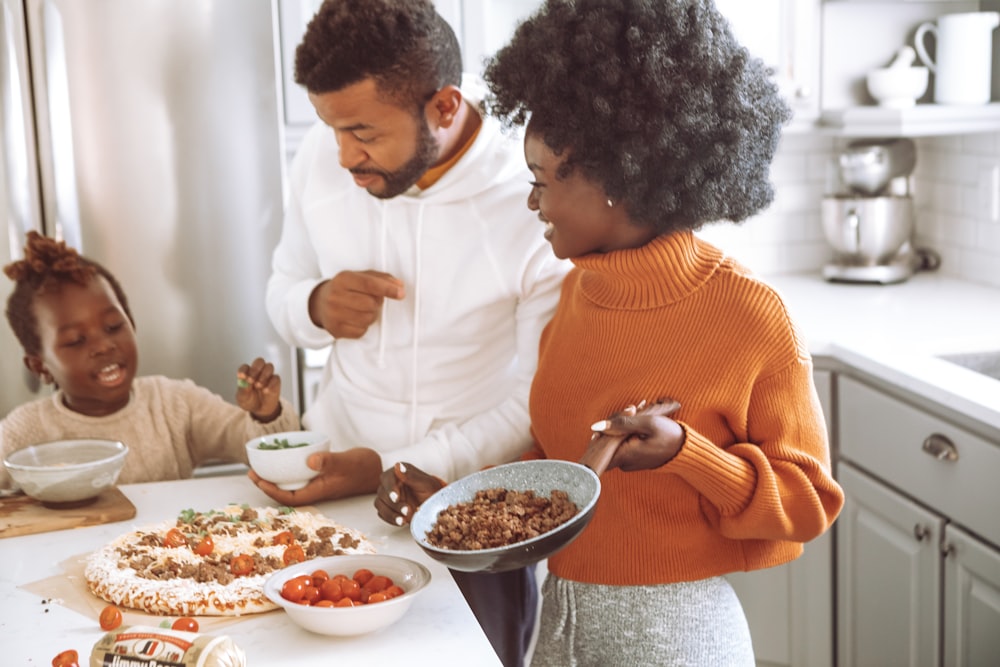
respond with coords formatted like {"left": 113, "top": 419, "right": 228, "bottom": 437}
{"left": 263, "top": 554, "right": 431, "bottom": 636}
{"left": 866, "top": 67, "right": 929, "bottom": 108}
{"left": 245, "top": 430, "right": 329, "bottom": 490}
{"left": 3, "top": 439, "right": 128, "bottom": 506}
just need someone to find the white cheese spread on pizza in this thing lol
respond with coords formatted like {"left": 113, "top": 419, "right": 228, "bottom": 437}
{"left": 84, "top": 504, "right": 376, "bottom": 616}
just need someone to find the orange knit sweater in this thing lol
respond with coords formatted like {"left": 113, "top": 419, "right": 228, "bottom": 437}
{"left": 527, "top": 231, "right": 844, "bottom": 586}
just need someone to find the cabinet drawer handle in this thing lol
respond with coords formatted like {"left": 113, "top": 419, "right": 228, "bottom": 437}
{"left": 914, "top": 524, "right": 931, "bottom": 542}
{"left": 921, "top": 433, "right": 958, "bottom": 462}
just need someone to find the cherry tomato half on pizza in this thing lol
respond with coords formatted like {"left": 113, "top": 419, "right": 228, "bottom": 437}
{"left": 192, "top": 534, "right": 214, "bottom": 556}
{"left": 163, "top": 528, "right": 188, "bottom": 548}
{"left": 272, "top": 530, "right": 295, "bottom": 545}
{"left": 230, "top": 553, "right": 255, "bottom": 576}
{"left": 282, "top": 544, "right": 306, "bottom": 566}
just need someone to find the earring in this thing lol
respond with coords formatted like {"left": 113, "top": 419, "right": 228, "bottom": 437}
{"left": 606, "top": 198, "right": 614, "bottom": 207}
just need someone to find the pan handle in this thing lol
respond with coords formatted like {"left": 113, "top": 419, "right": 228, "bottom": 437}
{"left": 578, "top": 435, "right": 622, "bottom": 477}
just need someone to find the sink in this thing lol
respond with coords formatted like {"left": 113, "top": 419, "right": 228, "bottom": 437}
{"left": 936, "top": 350, "right": 1000, "bottom": 382}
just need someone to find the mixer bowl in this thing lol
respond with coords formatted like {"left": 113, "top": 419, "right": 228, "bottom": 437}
{"left": 821, "top": 195, "right": 914, "bottom": 264}
{"left": 838, "top": 139, "right": 916, "bottom": 196}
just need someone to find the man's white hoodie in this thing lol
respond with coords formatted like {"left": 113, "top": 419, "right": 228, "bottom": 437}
{"left": 266, "top": 90, "right": 568, "bottom": 482}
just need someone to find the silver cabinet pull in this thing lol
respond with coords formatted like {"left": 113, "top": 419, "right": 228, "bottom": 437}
{"left": 914, "top": 524, "right": 931, "bottom": 542}
{"left": 921, "top": 433, "right": 958, "bottom": 461}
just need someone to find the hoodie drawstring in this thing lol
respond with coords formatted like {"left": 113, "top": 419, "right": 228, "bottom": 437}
{"left": 377, "top": 204, "right": 388, "bottom": 369}
{"left": 409, "top": 204, "right": 424, "bottom": 444}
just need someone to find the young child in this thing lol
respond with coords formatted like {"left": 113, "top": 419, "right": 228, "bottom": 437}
{"left": 1, "top": 232, "right": 299, "bottom": 489}
{"left": 379, "top": 1, "right": 845, "bottom": 664}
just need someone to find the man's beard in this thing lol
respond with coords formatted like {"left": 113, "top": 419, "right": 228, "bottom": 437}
{"left": 355, "top": 115, "right": 440, "bottom": 199}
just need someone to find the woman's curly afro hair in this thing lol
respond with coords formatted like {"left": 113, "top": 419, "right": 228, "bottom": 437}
{"left": 483, "top": 0, "right": 792, "bottom": 233}
{"left": 3, "top": 232, "right": 133, "bottom": 357}
{"left": 294, "top": 0, "right": 462, "bottom": 111}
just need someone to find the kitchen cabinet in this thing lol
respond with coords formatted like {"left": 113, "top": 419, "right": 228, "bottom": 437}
{"left": 714, "top": 0, "right": 822, "bottom": 127}
{"left": 836, "top": 374, "right": 1000, "bottom": 666}
{"left": 447, "top": 0, "right": 824, "bottom": 127}
{"left": 726, "top": 370, "right": 835, "bottom": 667}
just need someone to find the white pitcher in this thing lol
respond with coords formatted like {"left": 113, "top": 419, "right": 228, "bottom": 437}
{"left": 914, "top": 11, "right": 1000, "bottom": 105}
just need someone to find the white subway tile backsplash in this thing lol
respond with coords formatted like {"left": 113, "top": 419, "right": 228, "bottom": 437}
{"left": 697, "top": 130, "right": 1000, "bottom": 288}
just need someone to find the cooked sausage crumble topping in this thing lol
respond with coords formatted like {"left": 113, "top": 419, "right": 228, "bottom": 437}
{"left": 427, "top": 488, "right": 578, "bottom": 550}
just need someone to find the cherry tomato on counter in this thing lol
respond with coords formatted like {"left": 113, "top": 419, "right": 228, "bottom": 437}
{"left": 52, "top": 649, "right": 80, "bottom": 667}
{"left": 172, "top": 617, "right": 199, "bottom": 632}
{"left": 99, "top": 604, "right": 123, "bottom": 631}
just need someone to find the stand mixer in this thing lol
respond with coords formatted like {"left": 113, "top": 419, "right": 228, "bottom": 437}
{"left": 822, "top": 138, "right": 919, "bottom": 284}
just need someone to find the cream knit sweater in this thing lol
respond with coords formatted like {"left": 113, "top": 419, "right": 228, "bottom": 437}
{"left": 1, "top": 375, "right": 298, "bottom": 489}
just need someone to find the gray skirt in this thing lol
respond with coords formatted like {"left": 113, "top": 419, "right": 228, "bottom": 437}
{"left": 530, "top": 573, "right": 754, "bottom": 667}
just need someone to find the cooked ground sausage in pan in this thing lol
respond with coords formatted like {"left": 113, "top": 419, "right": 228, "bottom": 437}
{"left": 426, "top": 488, "right": 578, "bottom": 550}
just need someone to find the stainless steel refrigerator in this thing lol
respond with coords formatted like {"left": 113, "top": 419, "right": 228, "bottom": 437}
{"left": 0, "top": 0, "right": 293, "bottom": 418}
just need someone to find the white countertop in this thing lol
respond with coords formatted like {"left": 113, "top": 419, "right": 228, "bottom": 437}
{"left": 767, "top": 272, "right": 1000, "bottom": 433}
{"left": 0, "top": 477, "right": 500, "bottom": 666}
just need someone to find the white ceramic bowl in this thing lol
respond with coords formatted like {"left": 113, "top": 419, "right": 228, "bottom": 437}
{"left": 245, "top": 430, "right": 329, "bottom": 490}
{"left": 3, "top": 439, "right": 128, "bottom": 506}
{"left": 263, "top": 554, "right": 431, "bottom": 636}
{"left": 866, "top": 67, "right": 929, "bottom": 108}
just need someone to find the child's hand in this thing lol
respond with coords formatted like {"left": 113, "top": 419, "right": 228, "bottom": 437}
{"left": 236, "top": 357, "right": 282, "bottom": 422}
{"left": 373, "top": 462, "right": 446, "bottom": 527}
{"left": 588, "top": 399, "right": 684, "bottom": 473}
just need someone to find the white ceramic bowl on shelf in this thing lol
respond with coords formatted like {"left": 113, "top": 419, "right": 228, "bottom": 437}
{"left": 3, "top": 439, "right": 128, "bottom": 506}
{"left": 866, "top": 67, "right": 929, "bottom": 108}
{"left": 244, "top": 430, "right": 329, "bottom": 491}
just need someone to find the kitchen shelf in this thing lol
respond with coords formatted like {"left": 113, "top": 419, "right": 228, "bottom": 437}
{"left": 817, "top": 103, "right": 1000, "bottom": 137}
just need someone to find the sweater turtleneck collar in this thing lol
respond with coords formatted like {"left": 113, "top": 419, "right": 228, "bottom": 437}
{"left": 573, "top": 230, "right": 724, "bottom": 309}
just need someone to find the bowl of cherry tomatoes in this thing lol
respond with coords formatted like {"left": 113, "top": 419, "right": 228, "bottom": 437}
{"left": 262, "top": 554, "right": 431, "bottom": 636}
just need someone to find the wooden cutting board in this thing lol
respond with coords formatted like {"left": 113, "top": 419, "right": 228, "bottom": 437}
{"left": 0, "top": 486, "right": 136, "bottom": 538}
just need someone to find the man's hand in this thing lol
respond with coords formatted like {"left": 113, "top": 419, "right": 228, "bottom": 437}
{"left": 247, "top": 447, "right": 383, "bottom": 506}
{"left": 374, "top": 462, "right": 446, "bottom": 527}
{"left": 309, "top": 270, "right": 405, "bottom": 339}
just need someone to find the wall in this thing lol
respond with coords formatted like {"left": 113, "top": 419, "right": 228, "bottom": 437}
{"left": 914, "top": 132, "right": 1000, "bottom": 288}
{"left": 697, "top": 131, "right": 1000, "bottom": 289}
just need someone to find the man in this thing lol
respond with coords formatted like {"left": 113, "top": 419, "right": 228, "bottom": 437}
{"left": 253, "top": 2, "right": 568, "bottom": 665}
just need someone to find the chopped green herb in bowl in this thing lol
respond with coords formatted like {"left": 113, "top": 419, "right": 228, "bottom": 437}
{"left": 245, "top": 430, "right": 331, "bottom": 491}
{"left": 257, "top": 438, "right": 310, "bottom": 450}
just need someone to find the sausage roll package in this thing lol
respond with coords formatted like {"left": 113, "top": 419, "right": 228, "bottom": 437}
{"left": 90, "top": 625, "right": 245, "bottom": 667}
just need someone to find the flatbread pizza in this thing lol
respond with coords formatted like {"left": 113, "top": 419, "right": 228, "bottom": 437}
{"left": 84, "top": 504, "right": 375, "bottom": 616}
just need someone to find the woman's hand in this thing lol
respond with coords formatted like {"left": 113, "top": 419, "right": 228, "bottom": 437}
{"left": 236, "top": 357, "right": 282, "bottom": 422}
{"left": 374, "top": 462, "right": 446, "bottom": 527}
{"left": 588, "top": 399, "right": 684, "bottom": 472}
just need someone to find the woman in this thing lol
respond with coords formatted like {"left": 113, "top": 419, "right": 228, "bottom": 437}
{"left": 380, "top": 1, "right": 844, "bottom": 664}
